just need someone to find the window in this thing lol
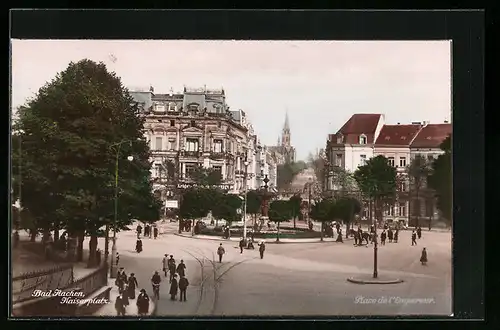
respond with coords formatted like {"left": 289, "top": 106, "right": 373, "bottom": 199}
{"left": 190, "top": 120, "right": 196, "bottom": 127}
{"left": 155, "top": 104, "right": 165, "bottom": 112}
{"left": 359, "top": 134, "right": 367, "bottom": 145}
{"left": 360, "top": 154, "right": 367, "bottom": 166}
{"left": 335, "top": 154, "right": 343, "bottom": 167}
{"left": 168, "top": 102, "right": 177, "bottom": 112}
{"left": 217, "top": 121, "right": 222, "bottom": 128}
{"left": 388, "top": 157, "right": 395, "bottom": 167}
{"left": 155, "top": 137, "right": 163, "bottom": 150}
{"left": 213, "top": 139, "right": 223, "bottom": 153}
{"left": 168, "top": 138, "right": 176, "bottom": 150}
{"left": 154, "top": 164, "right": 161, "bottom": 178}
{"left": 399, "top": 157, "right": 406, "bottom": 167}
{"left": 185, "top": 164, "right": 196, "bottom": 178}
{"left": 427, "top": 155, "right": 434, "bottom": 162}
{"left": 170, "top": 120, "right": 175, "bottom": 127}
{"left": 399, "top": 203, "right": 406, "bottom": 217}
{"left": 337, "top": 135, "right": 343, "bottom": 144}
{"left": 399, "top": 181, "right": 406, "bottom": 192}
{"left": 385, "top": 205, "right": 394, "bottom": 216}
{"left": 185, "top": 138, "right": 199, "bottom": 152}
{"left": 213, "top": 165, "right": 222, "bottom": 174}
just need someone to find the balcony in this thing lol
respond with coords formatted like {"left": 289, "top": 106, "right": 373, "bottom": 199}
{"left": 209, "top": 152, "right": 226, "bottom": 160}
{"left": 235, "top": 170, "right": 245, "bottom": 176}
{"left": 180, "top": 150, "right": 200, "bottom": 158}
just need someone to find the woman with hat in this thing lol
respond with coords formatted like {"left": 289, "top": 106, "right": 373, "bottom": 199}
{"left": 169, "top": 273, "right": 179, "bottom": 301}
{"left": 136, "top": 289, "right": 150, "bottom": 316}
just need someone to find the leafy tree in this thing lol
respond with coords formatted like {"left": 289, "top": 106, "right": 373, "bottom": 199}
{"left": 245, "top": 190, "right": 262, "bottom": 228}
{"left": 428, "top": 135, "right": 452, "bottom": 225}
{"left": 190, "top": 165, "right": 223, "bottom": 186}
{"left": 335, "top": 197, "right": 362, "bottom": 237}
{"left": 309, "top": 199, "right": 335, "bottom": 241}
{"left": 288, "top": 194, "right": 302, "bottom": 229}
{"left": 212, "top": 193, "right": 242, "bottom": 227}
{"left": 12, "top": 59, "right": 159, "bottom": 266}
{"left": 407, "top": 155, "right": 431, "bottom": 227}
{"left": 277, "top": 161, "right": 307, "bottom": 190}
{"left": 268, "top": 200, "right": 292, "bottom": 242}
{"left": 354, "top": 155, "right": 397, "bottom": 225}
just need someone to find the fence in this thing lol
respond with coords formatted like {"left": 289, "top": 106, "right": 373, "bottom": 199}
{"left": 12, "top": 264, "right": 74, "bottom": 304}
{"left": 12, "top": 264, "right": 108, "bottom": 317}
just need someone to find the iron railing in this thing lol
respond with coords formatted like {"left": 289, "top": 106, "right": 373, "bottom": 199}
{"left": 71, "top": 264, "right": 108, "bottom": 298}
{"left": 12, "top": 264, "right": 74, "bottom": 304}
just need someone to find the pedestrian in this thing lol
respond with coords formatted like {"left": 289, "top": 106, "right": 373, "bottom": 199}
{"left": 169, "top": 274, "right": 178, "bottom": 300}
{"left": 137, "top": 289, "right": 150, "bottom": 316}
{"left": 417, "top": 226, "right": 422, "bottom": 239}
{"left": 394, "top": 229, "right": 399, "bottom": 243}
{"left": 381, "top": 230, "right": 387, "bottom": 245}
{"left": 115, "top": 294, "right": 126, "bottom": 316}
{"left": 420, "top": 247, "right": 428, "bottom": 265}
{"left": 411, "top": 230, "right": 417, "bottom": 246}
{"left": 128, "top": 273, "right": 138, "bottom": 299}
{"left": 153, "top": 226, "right": 158, "bottom": 239}
{"left": 176, "top": 260, "right": 186, "bottom": 277}
{"left": 115, "top": 268, "right": 126, "bottom": 293}
{"left": 168, "top": 255, "right": 176, "bottom": 283}
{"left": 136, "top": 239, "right": 143, "bottom": 253}
{"left": 217, "top": 243, "right": 225, "bottom": 263}
{"left": 116, "top": 252, "right": 120, "bottom": 265}
{"left": 162, "top": 254, "right": 169, "bottom": 277}
{"left": 353, "top": 231, "right": 359, "bottom": 246}
{"left": 136, "top": 224, "right": 142, "bottom": 238}
{"left": 258, "top": 241, "right": 266, "bottom": 259}
{"left": 151, "top": 271, "right": 161, "bottom": 299}
{"left": 336, "top": 229, "right": 343, "bottom": 243}
{"left": 388, "top": 228, "right": 393, "bottom": 243}
{"left": 178, "top": 274, "right": 189, "bottom": 302}
{"left": 239, "top": 237, "right": 245, "bottom": 254}
{"left": 121, "top": 284, "right": 130, "bottom": 306}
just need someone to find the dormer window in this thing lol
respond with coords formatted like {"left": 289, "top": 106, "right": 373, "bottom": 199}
{"left": 155, "top": 104, "right": 165, "bottom": 112}
{"left": 337, "top": 134, "right": 343, "bottom": 144}
{"left": 168, "top": 102, "right": 177, "bottom": 112}
{"left": 359, "top": 134, "right": 367, "bottom": 145}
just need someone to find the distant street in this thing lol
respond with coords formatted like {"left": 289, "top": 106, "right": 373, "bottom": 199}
{"left": 114, "top": 222, "right": 451, "bottom": 316}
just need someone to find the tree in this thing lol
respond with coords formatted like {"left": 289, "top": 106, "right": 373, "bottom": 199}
{"left": 268, "top": 200, "right": 292, "bottom": 242}
{"left": 354, "top": 155, "right": 397, "bottom": 225}
{"left": 407, "top": 155, "right": 431, "bottom": 227}
{"left": 277, "top": 161, "right": 307, "bottom": 190}
{"left": 428, "top": 135, "right": 452, "bottom": 225}
{"left": 212, "top": 193, "right": 242, "bottom": 227}
{"left": 309, "top": 199, "right": 334, "bottom": 241}
{"left": 308, "top": 154, "right": 326, "bottom": 189}
{"left": 245, "top": 190, "right": 262, "bottom": 229}
{"left": 288, "top": 194, "right": 302, "bottom": 229}
{"left": 190, "top": 166, "right": 223, "bottom": 186}
{"left": 335, "top": 196, "right": 362, "bottom": 237}
{"left": 12, "top": 59, "right": 159, "bottom": 266}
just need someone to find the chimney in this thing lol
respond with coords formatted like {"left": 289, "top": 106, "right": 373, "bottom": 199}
{"left": 397, "top": 122, "right": 400, "bottom": 125}
{"left": 411, "top": 121, "right": 421, "bottom": 125}
{"left": 444, "top": 120, "right": 449, "bottom": 124}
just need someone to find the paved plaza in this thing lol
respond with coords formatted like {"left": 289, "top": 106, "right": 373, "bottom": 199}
{"left": 110, "top": 223, "right": 452, "bottom": 316}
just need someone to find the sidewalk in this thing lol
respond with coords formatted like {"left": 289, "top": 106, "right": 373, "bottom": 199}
{"left": 94, "top": 278, "right": 156, "bottom": 317}
{"left": 174, "top": 232, "right": 346, "bottom": 244}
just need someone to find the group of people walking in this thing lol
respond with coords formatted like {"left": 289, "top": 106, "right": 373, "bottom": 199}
{"left": 114, "top": 268, "right": 150, "bottom": 316}
{"left": 160, "top": 254, "right": 190, "bottom": 301}
{"left": 136, "top": 223, "right": 159, "bottom": 239}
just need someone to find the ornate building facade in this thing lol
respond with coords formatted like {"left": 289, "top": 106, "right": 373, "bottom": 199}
{"left": 268, "top": 112, "right": 296, "bottom": 165}
{"left": 131, "top": 86, "right": 278, "bottom": 202}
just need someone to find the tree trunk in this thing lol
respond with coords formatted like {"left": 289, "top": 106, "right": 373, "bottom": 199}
{"left": 87, "top": 234, "right": 98, "bottom": 268}
{"left": 320, "top": 222, "right": 324, "bottom": 242}
{"left": 76, "top": 231, "right": 85, "bottom": 262}
{"left": 29, "top": 229, "right": 36, "bottom": 242}
{"left": 416, "top": 188, "right": 420, "bottom": 227}
{"left": 54, "top": 227, "right": 60, "bottom": 242}
{"left": 293, "top": 214, "right": 296, "bottom": 229}
{"left": 345, "top": 221, "right": 350, "bottom": 238}
{"left": 276, "top": 222, "right": 280, "bottom": 242}
{"left": 104, "top": 224, "right": 110, "bottom": 264}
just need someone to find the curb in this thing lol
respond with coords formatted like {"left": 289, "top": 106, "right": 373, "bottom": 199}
{"left": 347, "top": 277, "right": 404, "bottom": 285}
{"left": 173, "top": 233, "right": 347, "bottom": 244}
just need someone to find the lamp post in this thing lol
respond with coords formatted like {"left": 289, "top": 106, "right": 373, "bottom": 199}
{"left": 109, "top": 139, "right": 134, "bottom": 279}
{"left": 243, "top": 159, "right": 249, "bottom": 239}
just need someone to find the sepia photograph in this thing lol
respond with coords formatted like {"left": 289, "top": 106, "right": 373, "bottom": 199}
{"left": 10, "top": 39, "right": 452, "bottom": 317}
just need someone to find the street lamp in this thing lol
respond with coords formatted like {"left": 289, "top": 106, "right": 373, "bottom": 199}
{"left": 243, "top": 160, "right": 249, "bottom": 239}
{"left": 109, "top": 139, "right": 134, "bottom": 279}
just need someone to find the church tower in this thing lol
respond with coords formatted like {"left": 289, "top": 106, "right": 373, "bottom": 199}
{"left": 281, "top": 111, "right": 291, "bottom": 148}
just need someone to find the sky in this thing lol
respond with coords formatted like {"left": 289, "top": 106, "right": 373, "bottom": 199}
{"left": 11, "top": 40, "right": 451, "bottom": 160}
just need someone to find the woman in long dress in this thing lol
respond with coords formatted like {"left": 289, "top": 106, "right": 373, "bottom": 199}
{"left": 420, "top": 247, "right": 428, "bottom": 265}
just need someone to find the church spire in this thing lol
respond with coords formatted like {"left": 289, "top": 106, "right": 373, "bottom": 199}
{"left": 283, "top": 109, "right": 290, "bottom": 131}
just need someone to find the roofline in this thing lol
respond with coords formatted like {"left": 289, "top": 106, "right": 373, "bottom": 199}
{"left": 374, "top": 145, "right": 412, "bottom": 148}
